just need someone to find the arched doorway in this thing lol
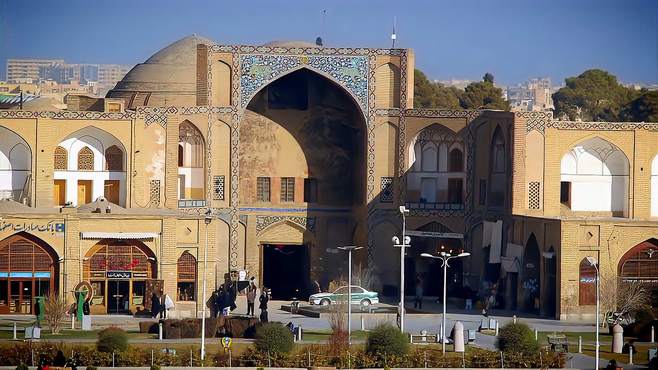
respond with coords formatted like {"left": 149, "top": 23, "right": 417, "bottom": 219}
{"left": 83, "top": 239, "right": 157, "bottom": 314}
{"left": 618, "top": 239, "right": 658, "bottom": 307}
{"left": 0, "top": 233, "right": 58, "bottom": 314}
{"left": 544, "top": 246, "right": 557, "bottom": 317}
{"left": 410, "top": 222, "right": 464, "bottom": 298}
{"left": 0, "top": 127, "right": 32, "bottom": 204}
{"left": 522, "top": 234, "right": 541, "bottom": 313}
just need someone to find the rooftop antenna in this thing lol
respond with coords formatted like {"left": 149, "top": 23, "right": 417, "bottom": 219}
{"left": 391, "top": 16, "right": 397, "bottom": 49}
{"left": 316, "top": 9, "right": 326, "bottom": 47}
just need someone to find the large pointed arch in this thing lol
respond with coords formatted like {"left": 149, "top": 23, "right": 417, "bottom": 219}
{"left": 0, "top": 127, "right": 32, "bottom": 203}
{"left": 560, "top": 136, "right": 629, "bottom": 216}
{"left": 522, "top": 233, "right": 541, "bottom": 313}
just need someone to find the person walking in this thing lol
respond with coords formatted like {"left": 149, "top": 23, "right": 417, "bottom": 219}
{"left": 414, "top": 275, "right": 423, "bottom": 309}
{"left": 159, "top": 290, "right": 166, "bottom": 319}
{"left": 246, "top": 281, "right": 257, "bottom": 316}
{"left": 151, "top": 291, "right": 160, "bottom": 319}
{"left": 259, "top": 288, "right": 269, "bottom": 322}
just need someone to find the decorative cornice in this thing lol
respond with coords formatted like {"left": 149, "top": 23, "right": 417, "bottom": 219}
{"left": 210, "top": 44, "right": 403, "bottom": 56}
{"left": 404, "top": 109, "right": 482, "bottom": 122}
{"left": 0, "top": 110, "right": 135, "bottom": 120}
{"left": 547, "top": 120, "right": 658, "bottom": 131}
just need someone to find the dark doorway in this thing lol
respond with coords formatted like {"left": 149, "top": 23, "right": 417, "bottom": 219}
{"left": 262, "top": 244, "right": 310, "bottom": 300}
{"left": 107, "top": 280, "right": 130, "bottom": 314}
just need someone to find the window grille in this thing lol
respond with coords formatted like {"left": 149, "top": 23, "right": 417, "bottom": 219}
{"left": 280, "top": 177, "right": 295, "bottom": 202}
{"left": 54, "top": 146, "right": 67, "bottom": 170}
{"left": 77, "top": 146, "right": 94, "bottom": 171}
{"left": 380, "top": 177, "right": 394, "bottom": 203}
{"left": 257, "top": 177, "right": 271, "bottom": 202}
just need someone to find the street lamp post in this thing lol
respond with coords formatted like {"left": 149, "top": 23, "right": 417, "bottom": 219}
{"left": 421, "top": 250, "right": 470, "bottom": 354}
{"left": 201, "top": 210, "right": 212, "bottom": 361}
{"left": 392, "top": 206, "right": 410, "bottom": 333}
{"left": 337, "top": 245, "right": 362, "bottom": 345}
{"left": 586, "top": 256, "right": 600, "bottom": 370}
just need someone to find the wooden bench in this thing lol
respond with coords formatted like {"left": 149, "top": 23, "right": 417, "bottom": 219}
{"left": 547, "top": 334, "right": 569, "bottom": 352}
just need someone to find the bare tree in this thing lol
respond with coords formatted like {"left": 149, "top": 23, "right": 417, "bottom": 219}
{"left": 351, "top": 263, "right": 380, "bottom": 290}
{"left": 327, "top": 302, "right": 348, "bottom": 355}
{"left": 599, "top": 277, "right": 650, "bottom": 327}
{"left": 43, "top": 294, "right": 69, "bottom": 334}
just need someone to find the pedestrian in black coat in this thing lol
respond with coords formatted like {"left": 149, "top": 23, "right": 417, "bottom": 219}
{"left": 259, "top": 289, "right": 269, "bottom": 322}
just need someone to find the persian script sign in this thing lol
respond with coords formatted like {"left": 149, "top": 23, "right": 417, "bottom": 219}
{"left": 0, "top": 220, "right": 65, "bottom": 234}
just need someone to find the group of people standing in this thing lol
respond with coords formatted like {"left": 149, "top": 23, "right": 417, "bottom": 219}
{"left": 150, "top": 290, "right": 174, "bottom": 319}
{"left": 208, "top": 277, "right": 270, "bottom": 322}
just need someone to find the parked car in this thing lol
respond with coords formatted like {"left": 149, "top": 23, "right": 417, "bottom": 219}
{"left": 309, "top": 285, "right": 379, "bottom": 306}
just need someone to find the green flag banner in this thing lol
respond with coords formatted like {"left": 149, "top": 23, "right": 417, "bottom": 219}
{"left": 76, "top": 291, "right": 86, "bottom": 322}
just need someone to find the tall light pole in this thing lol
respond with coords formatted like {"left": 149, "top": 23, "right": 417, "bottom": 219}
{"left": 201, "top": 210, "right": 212, "bottom": 361}
{"left": 586, "top": 256, "right": 600, "bottom": 370}
{"left": 421, "top": 250, "right": 470, "bottom": 354}
{"left": 392, "top": 205, "right": 410, "bottom": 332}
{"left": 337, "top": 245, "right": 362, "bottom": 345}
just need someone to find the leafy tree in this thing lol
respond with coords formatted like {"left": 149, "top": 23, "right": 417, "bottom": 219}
{"left": 552, "top": 69, "right": 640, "bottom": 121}
{"left": 620, "top": 91, "right": 658, "bottom": 122}
{"left": 460, "top": 74, "right": 510, "bottom": 110}
{"left": 413, "top": 69, "right": 462, "bottom": 109}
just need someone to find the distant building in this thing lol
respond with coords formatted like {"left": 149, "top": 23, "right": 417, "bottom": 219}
{"left": 507, "top": 77, "right": 554, "bottom": 112}
{"left": 436, "top": 79, "right": 474, "bottom": 89}
{"left": 6, "top": 59, "right": 131, "bottom": 96}
{"left": 6, "top": 59, "right": 64, "bottom": 82}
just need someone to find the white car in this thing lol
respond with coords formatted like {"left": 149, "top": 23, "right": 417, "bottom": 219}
{"left": 309, "top": 285, "right": 380, "bottom": 307}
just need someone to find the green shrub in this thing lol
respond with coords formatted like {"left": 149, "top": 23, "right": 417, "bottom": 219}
{"left": 15, "top": 363, "right": 28, "bottom": 370}
{"left": 96, "top": 326, "right": 128, "bottom": 353}
{"left": 496, "top": 322, "right": 539, "bottom": 354}
{"left": 365, "top": 324, "right": 409, "bottom": 356}
{"left": 254, "top": 322, "right": 294, "bottom": 354}
{"left": 85, "top": 367, "right": 97, "bottom": 370}
{"left": 150, "top": 365, "right": 161, "bottom": 370}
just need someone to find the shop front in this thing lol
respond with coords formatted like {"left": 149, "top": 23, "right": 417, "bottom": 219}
{"left": 83, "top": 238, "right": 158, "bottom": 314}
{"left": 0, "top": 232, "right": 58, "bottom": 314}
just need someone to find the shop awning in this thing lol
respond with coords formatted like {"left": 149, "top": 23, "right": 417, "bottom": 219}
{"left": 80, "top": 232, "right": 159, "bottom": 240}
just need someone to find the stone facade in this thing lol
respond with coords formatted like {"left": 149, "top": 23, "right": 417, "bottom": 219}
{"left": 0, "top": 36, "right": 656, "bottom": 319}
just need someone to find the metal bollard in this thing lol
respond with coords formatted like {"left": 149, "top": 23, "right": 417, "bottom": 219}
{"left": 13, "top": 322, "right": 17, "bottom": 340}
{"left": 495, "top": 321, "right": 499, "bottom": 336}
{"left": 652, "top": 325, "right": 655, "bottom": 343}
{"left": 71, "top": 315, "right": 75, "bottom": 329}
{"left": 298, "top": 325, "right": 302, "bottom": 341}
{"left": 534, "top": 328, "right": 538, "bottom": 341}
{"left": 361, "top": 316, "right": 365, "bottom": 331}
{"left": 158, "top": 323, "right": 163, "bottom": 340}
{"left": 151, "top": 349, "right": 154, "bottom": 366}
{"left": 629, "top": 346, "right": 633, "bottom": 365}
{"left": 112, "top": 351, "right": 115, "bottom": 367}
{"left": 513, "top": 315, "right": 517, "bottom": 324}
{"left": 500, "top": 351, "right": 504, "bottom": 368}
{"left": 578, "top": 336, "right": 582, "bottom": 353}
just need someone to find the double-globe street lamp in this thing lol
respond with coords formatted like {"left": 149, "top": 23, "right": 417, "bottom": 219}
{"left": 392, "top": 206, "right": 410, "bottom": 333}
{"left": 421, "top": 249, "right": 470, "bottom": 354}
{"left": 337, "top": 245, "right": 363, "bottom": 345}
{"left": 586, "top": 256, "right": 600, "bottom": 370}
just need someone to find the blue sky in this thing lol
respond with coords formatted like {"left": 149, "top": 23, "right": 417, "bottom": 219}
{"left": 1, "top": 0, "right": 656, "bottom": 85}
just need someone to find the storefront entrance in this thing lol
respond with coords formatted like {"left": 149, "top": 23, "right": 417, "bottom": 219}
{"left": 107, "top": 280, "right": 130, "bottom": 314}
{"left": 84, "top": 239, "right": 156, "bottom": 315}
{"left": 0, "top": 233, "right": 57, "bottom": 314}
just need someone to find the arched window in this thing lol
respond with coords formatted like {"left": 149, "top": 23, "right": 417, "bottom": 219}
{"left": 105, "top": 145, "right": 123, "bottom": 171}
{"left": 579, "top": 258, "right": 597, "bottom": 305}
{"left": 449, "top": 148, "right": 463, "bottom": 172}
{"left": 77, "top": 146, "right": 94, "bottom": 171}
{"left": 560, "top": 137, "right": 630, "bottom": 215}
{"left": 177, "top": 251, "right": 196, "bottom": 301}
{"left": 54, "top": 146, "right": 68, "bottom": 170}
{"left": 618, "top": 239, "right": 658, "bottom": 282}
{"left": 421, "top": 143, "right": 438, "bottom": 172}
{"left": 492, "top": 128, "right": 506, "bottom": 173}
{"left": 178, "top": 145, "right": 184, "bottom": 167}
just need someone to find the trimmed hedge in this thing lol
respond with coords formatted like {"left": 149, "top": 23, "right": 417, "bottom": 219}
{"left": 254, "top": 322, "right": 294, "bottom": 354}
{"left": 96, "top": 327, "right": 129, "bottom": 353}
{"left": 0, "top": 341, "right": 565, "bottom": 368}
{"left": 496, "top": 322, "right": 540, "bottom": 354}
{"left": 365, "top": 324, "right": 409, "bottom": 356}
